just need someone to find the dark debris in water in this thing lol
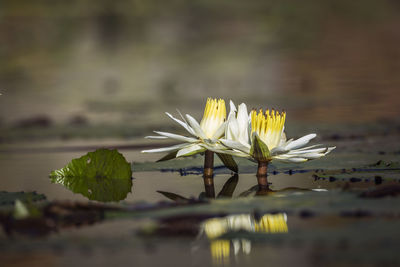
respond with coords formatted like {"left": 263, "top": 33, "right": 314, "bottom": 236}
{"left": 0, "top": 201, "right": 119, "bottom": 237}
{"left": 0, "top": 191, "right": 46, "bottom": 206}
{"left": 359, "top": 185, "right": 400, "bottom": 198}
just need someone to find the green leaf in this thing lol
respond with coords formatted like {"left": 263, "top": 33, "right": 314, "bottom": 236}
{"left": 216, "top": 153, "right": 238, "bottom": 173}
{"left": 250, "top": 133, "right": 270, "bottom": 161}
{"left": 50, "top": 149, "right": 132, "bottom": 202}
{"left": 157, "top": 191, "right": 189, "bottom": 202}
{"left": 217, "top": 175, "right": 239, "bottom": 198}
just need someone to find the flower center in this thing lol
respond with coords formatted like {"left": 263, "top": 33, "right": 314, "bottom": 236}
{"left": 200, "top": 98, "right": 226, "bottom": 138}
{"left": 251, "top": 109, "right": 286, "bottom": 150}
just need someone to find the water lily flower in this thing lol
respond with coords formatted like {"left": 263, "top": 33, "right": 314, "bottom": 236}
{"left": 221, "top": 104, "right": 335, "bottom": 188}
{"left": 142, "top": 98, "right": 238, "bottom": 175}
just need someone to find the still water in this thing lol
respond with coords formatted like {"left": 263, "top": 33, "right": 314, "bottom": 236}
{"left": 1, "top": 139, "right": 400, "bottom": 267}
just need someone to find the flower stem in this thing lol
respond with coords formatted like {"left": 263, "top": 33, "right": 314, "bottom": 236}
{"left": 203, "top": 150, "right": 214, "bottom": 178}
{"left": 256, "top": 160, "right": 269, "bottom": 191}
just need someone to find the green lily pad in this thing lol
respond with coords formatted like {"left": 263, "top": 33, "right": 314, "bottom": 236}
{"left": 50, "top": 149, "right": 132, "bottom": 202}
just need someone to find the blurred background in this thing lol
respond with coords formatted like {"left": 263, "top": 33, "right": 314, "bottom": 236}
{"left": 1, "top": 0, "right": 400, "bottom": 142}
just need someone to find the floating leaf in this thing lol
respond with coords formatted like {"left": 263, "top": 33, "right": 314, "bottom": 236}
{"left": 50, "top": 149, "right": 132, "bottom": 202}
{"left": 216, "top": 153, "right": 238, "bottom": 173}
{"left": 250, "top": 133, "right": 270, "bottom": 161}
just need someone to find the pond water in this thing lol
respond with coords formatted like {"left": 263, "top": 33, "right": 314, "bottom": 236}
{"left": 1, "top": 136, "right": 400, "bottom": 266}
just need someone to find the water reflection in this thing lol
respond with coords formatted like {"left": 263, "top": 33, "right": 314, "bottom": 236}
{"left": 158, "top": 174, "right": 279, "bottom": 201}
{"left": 201, "top": 213, "right": 288, "bottom": 265}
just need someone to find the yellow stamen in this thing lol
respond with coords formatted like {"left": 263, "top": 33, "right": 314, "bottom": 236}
{"left": 254, "top": 213, "right": 288, "bottom": 233}
{"left": 210, "top": 240, "right": 230, "bottom": 264}
{"left": 200, "top": 98, "right": 226, "bottom": 138}
{"left": 251, "top": 108, "right": 286, "bottom": 150}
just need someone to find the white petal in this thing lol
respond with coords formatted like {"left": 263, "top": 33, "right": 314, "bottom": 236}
{"left": 278, "top": 131, "right": 287, "bottom": 146}
{"left": 270, "top": 146, "right": 289, "bottom": 156}
{"left": 220, "top": 139, "right": 251, "bottom": 154}
{"left": 284, "top": 134, "right": 317, "bottom": 150}
{"left": 287, "top": 146, "right": 328, "bottom": 155}
{"left": 165, "top": 112, "right": 196, "bottom": 136}
{"left": 216, "top": 149, "right": 249, "bottom": 158}
{"left": 185, "top": 114, "right": 207, "bottom": 139}
{"left": 176, "top": 144, "right": 205, "bottom": 157}
{"left": 226, "top": 117, "right": 239, "bottom": 141}
{"left": 273, "top": 157, "right": 308, "bottom": 163}
{"left": 237, "top": 103, "right": 250, "bottom": 144}
{"left": 141, "top": 143, "right": 188, "bottom": 153}
{"left": 154, "top": 131, "right": 198, "bottom": 143}
{"left": 327, "top": 146, "right": 336, "bottom": 153}
{"left": 145, "top": 135, "right": 168, "bottom": 139}
{"left": 212, "top": 121, "right": 227, "bottom": 139}
{"left": 202, "top": 142, "right": 238, "bottom": 155}
{"left": 229, "top": 100, "right": 237, "bottom": 114}
{"left": 297, "top": 152, "right": 327, "bottom": 159}
{"left": 237, "top": 103, "right": 248, "bottom": 129}
{"left": 289, "top": 144, "right": 321, "bottom": 152}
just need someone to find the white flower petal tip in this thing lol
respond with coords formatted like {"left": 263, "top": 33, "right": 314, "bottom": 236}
{"left": 141, "top": 143, "right": 188, "bottom": 154}
{"left": 153, "top": 131, "right": 198, "bottom": 143}
{"left": 165, "top": 112, "right": 196, "bottom": 136}
{"left": 144, "top": 135, "right": 168, "bottom": 139}
{"left": 229, "top": 100, "right": 237, "bottom": 114}
{"left": 284, "top": 133, "right": 317, "bottom": 150}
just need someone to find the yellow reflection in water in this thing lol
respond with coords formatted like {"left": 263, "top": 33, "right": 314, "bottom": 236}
{"left": 203, "top": 213, "right": 288, "bottom": 265}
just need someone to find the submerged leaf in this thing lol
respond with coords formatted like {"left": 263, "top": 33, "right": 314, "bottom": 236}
{"left": 50, "top": 149, "right": 132, "bottom": 202}
{"left": 216, "top": 153, "right": 238, "bottom": 173}
{"left": 250, "top": 133, "right": 270, "bottom": 161}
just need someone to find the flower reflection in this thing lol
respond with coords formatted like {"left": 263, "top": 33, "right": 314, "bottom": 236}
{"left": 202, "top": 213, "right": 288, "bottom": 264}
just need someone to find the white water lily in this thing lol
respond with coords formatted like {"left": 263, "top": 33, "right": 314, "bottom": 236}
{"left": 221, "top": 105, "right": 335, "bottom": 162}
{"left": 142, "top": 98, "right": 229, "bottom": 158}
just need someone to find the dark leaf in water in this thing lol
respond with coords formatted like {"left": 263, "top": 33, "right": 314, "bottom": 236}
{"left": 156, "top": 151, "right": 178, "bottom": 162}
{"left": 359, "top": 185, "right": 400, "bottom": 198}
{"left": 238, "top": 185, "right": 259, "bottom": 197}
{"left": 216, "top": 153, "right": 238, "bottom": 173}
{"left": 49, "top": 149, "right": 132, "bottom": 202}
{"left": 217, "top": 175, "right": 239, "bottom": 198}
{"left": 157, "top": 191, "right": 189, "bottom": 202}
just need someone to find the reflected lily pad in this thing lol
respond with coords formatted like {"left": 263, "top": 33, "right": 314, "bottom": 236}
{"left": 50, "top": 149, "right": 132, "bottom": 202}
